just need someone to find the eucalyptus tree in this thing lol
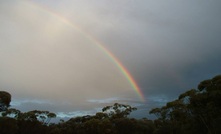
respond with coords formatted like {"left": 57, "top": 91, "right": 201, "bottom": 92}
{"left": 0, "top": 91, "right": 11, "bottom": 111}
{"left": 102, "top": 103, "right": 137, "bottom": 119}
{"left": 149, "top": 74, "right": 221, "bottom": 134}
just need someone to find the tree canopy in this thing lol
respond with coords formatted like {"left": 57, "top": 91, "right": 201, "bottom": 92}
{"left": 0, "top": 91, "right": 11, "bottom": 111}
{"left": 149, "top": 74, "right": 221, "bottom": 134}
{"left": 0, "top": 74, "right": 221, "bottom": 134}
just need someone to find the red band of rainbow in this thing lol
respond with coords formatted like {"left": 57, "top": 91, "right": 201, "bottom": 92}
{"left": 26, "top": 0, "right": 145, "bottom": 101}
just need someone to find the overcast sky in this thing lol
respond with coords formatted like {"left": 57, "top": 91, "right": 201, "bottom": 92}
{"left": 0, "top": 0, "right": 221, "bottom": 119}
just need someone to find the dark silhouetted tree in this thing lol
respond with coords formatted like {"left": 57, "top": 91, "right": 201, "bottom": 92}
{"left": 102, "top": 103, "right": 137, "bottom": 119}
{"left": 0, "top": 91, "right": 11, "bottom": 111}
{"left": 150, "top": 74, "right": 221, "bottom": 134}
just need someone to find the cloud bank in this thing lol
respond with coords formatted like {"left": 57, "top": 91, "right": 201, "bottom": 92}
{"left": 1, "top": 0, "right": 221, "bottom": 118}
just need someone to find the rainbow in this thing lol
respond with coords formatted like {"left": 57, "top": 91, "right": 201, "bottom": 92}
{"left": 26, "top": 0, "right": 145, "bottom": 101}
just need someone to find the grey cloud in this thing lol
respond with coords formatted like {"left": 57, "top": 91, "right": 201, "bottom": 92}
{"left": 1, "top": 0, "right": 221, "bottom": 119}
{"left": 0, "top": 1, "right": 141, "bottom": 116}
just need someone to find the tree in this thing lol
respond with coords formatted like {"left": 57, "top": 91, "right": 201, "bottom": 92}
{"left": 1, "top": 108, "right": 21, "bottom": 119}
{"left": 0, "top": 91, "right": 11, "bottom": 111}
{"left": 149, "top": 74, "right": 221, "bottom": 134}
{"left": 17, "top": 110, "right": 56, "bottom": 125}
{"left": 102, "top": 103, "right": 137, "bottom": 119}
{"left": 189, "top": 75, "right": 221, "bottom": 134}
{"left": 0, "top": 117, "right": 18, "bottom": 134}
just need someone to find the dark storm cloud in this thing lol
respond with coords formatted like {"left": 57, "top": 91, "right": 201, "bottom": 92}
{"left": 70, "top": 0, "right": 221, "bottom": 102}
{"left": 135, "top": 0, "right": 221, "bottom": 97}
{"left": 72, "top": 0, "right": 221, "bottom": 115}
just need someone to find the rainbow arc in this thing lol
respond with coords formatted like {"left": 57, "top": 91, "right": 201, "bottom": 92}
{"left": 26, "top": 0, "right": 145, "bottom": 101}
